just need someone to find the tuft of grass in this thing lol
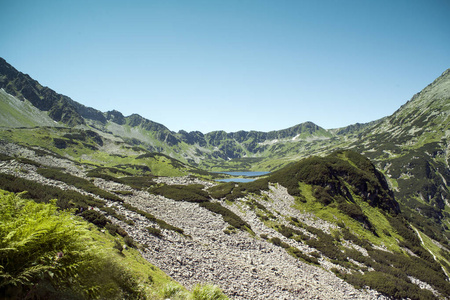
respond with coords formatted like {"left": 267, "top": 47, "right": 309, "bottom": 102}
{"left": 191, "top": 283, "right": 229, "bottom": 300}
{"left": 159, "top": 282, "right": 188, "bottom": 299}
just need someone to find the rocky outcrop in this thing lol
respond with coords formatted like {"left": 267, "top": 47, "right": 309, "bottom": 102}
{"left": 105, "top": 109, "right": 126, "bottom": 125}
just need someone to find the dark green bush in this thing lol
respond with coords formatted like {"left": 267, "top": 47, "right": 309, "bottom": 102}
{"left": 269, "top": 237, "right": 282, "bottom": 246}
{"left": 121, "top": 203, "right": 184, "bottom": 235}
{"left": 118, "top": 176, "right": 156, "bottom": 189}
{"left": 0, "top": 173, "right": 103, "bottom": 210}
{"left": 151, "top": 184, "right": 209, "bottom": 202}
{"left": 199, "top": 201, "right": 252, "bottom": 232}
{"left": 288, "top": 247, "right": 320, "bottom": 265}
{"left": 114, "top": 190, "right": 133, "bottom": 196}
{"left": 105, "top": 223, "right": 128, "bottom": 237}
{"left": 341, "top": 228, "right": 371, "bottom": 249}
{"left": 124, "top": 235, "right": 136, "bottom": 248}
{"left": 80, "top": 210, "right": 110, "bottom": 228}
{"left": 147, "top": 227, "right": 162, "bottom": 237}
{"left": 37, "top": 168, "right": 123, "bottom": 202}
{"left": 0, "top": 153, "right": 13, "bottom": 161}
{"left": 208, "top": 182, "right": 239, "bottom": 199}
{"left": 346, "top": 272, "right": 435, "bottom": 300}
{"left": 53, "top": 138, "right": 67, "bottom": 149}
{"left": 16, "top": 157, "right": 41, "bottom": 167}
{"left": 156, "top": 219, "right": 184, "bottom": 234}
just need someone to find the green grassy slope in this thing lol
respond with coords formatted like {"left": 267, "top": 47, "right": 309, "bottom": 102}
{"left": 0, "top": 89, "right": 58, "bottom": 128}
{"left": 0, "top": 126, "right": 210, "bottom": 177}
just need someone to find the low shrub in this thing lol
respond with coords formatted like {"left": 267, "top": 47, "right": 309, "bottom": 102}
{"left": 37, "top": 167, "right": 123, "bottom": 202}
{"left": 121, "top": 203, "right": 184, "bottom": 235}
{"left": 151, "top": 184, "right": 210, "bottom": 202}
{"left": 105, "top": 223, "right": 128, "bottom": 237}
{"left": 80, "top": 210, "right": 110, "bottom": 228}
{"left": 199, "top": 201, "right": 252, "bottom": 232}
{"left": 118, "top": 176, "right": 156, "bottom": 189}
{"left": 346, "top": 272, "right": 435, "bottom": 300}
{"left": 147, "top": 227, "right": 162, "bottom": 237}
{"left": 288, "top": 247, "right": 320, "bottom": 265}
{"left": 0, "top": 153, "right": 13, "bottom": 161}
{"left": 269, "top": 237, "right": 282, "bottom": 246}
{"left": 124, "top": 235, "right": 136, "bottom": 248}
{"left": 16, "top": 157, "right": 41, "bottom": 167}
{"left": 208, "top": 182, "right": 238, "bottom": 200}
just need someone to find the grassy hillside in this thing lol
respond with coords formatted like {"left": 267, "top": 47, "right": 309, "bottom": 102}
{"left": 0, "top": 126, "right": 211, "bottom": 178}
{"left": 0, "top": 89, "right": 58, "bottom": 128}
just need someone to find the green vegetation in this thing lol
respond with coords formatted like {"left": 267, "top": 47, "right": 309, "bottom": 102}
{"left": 0, "top": 172, "right": 184, "bottom": 236}
{"left": 0, "top": 191, "right": 144, "bottom": 299}
{"left": 269, "top": 150, "right": 399, "bottom": 214}
{"left": 207, "top": 179, "right": 269, "bottom": 201}
{"left": 0, "top": 172, "right": 104, "bottom": 211}
{"left": 0, "top": 190, "right": 230, "bottom": 300}
{"left": 345, "top": 272, "right": 435, "bottom": 300}
{"left": 122, "top": 202, "right": 185, "bottom": 235}
{"left": 151, "top": 184, "right": 210, "bottom": 203}
{"left": 37, "top": 167, "right": 123, "bottom": 202}
{"left": 199, "top": 201, "right": 252, "bottom": 232}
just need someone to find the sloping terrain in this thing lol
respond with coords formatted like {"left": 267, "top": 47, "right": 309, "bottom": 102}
{"left": 1, "top": 57, "right": 450, "bottom": 299}
{"left": 349, "top": 69, "right": 450, "bottom": 244}
{"left": 0, "top": 89, "right": 57, "bottom": 127}
{"left": 0, "top": 139, "right": 449, "bottom": 299}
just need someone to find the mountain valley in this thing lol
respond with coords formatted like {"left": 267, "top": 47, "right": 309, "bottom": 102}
{"left": 1, "top": 57, "right": 450, "bottom": 299}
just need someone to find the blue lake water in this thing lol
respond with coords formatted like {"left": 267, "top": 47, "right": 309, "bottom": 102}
{"left": 215, "top": 171, "right": 270, "bottom": 183}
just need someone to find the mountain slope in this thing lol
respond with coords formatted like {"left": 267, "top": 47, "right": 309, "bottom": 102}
{"left": 0, "top": 89, "right": 57, "bottom": 127}
{"left": 348, "top": 69, "right": 450, "bottom": 243}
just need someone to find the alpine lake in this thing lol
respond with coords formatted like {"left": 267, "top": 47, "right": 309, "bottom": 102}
{"left": 214, "top": 171, "right": 270, "bottom": 183}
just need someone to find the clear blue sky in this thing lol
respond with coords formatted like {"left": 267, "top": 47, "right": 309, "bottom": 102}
{"left": 1, "top": 0, "right": 449, "bottom": 133}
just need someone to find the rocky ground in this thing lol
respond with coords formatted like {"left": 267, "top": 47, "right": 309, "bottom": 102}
{"left": 0, "top": 142, "right": 391, "bottom": 299}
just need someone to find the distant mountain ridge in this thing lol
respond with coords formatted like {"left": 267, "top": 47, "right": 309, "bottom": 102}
{"left": 0, "top": 57, "right": 339, "bottom": 161}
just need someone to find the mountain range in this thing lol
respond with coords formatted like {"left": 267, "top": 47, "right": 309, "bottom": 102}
{"left": 1, "top": 57, "right": 450, "bottom": 299}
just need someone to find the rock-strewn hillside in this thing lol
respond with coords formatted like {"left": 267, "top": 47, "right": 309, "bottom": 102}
{"left": 1, "top": 139, "right": 449, "bottom": 299}
{"left": 0, "top": 142, "right": 382, "bottom": 299}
